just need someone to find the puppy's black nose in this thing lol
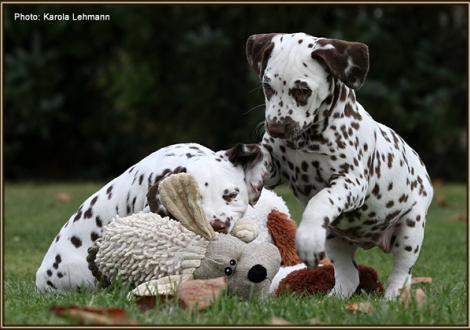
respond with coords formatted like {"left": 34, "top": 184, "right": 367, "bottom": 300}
{"left": 266, "top": 122, "right": 288, "bottom": 139}
{"left": 211, "top": 219, "right": 228, "bottom": 234}
{"left": 247, "top": 264, "right": 267, "bottom": 283}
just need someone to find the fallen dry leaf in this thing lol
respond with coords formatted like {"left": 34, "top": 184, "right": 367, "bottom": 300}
{"left": 345, "top": 302, "right": 373, "bottom": 314}
{"left": 54, "top": 192, "right": 72, "bottom": 203}
{"left": 449, "top": 214, "right": 467, "bottom": 222}
{"left": 309, "top": 318, "right": 321, "bottom": 325}
{"left": 135, "top": 296, "right": 156, "bottom": 312}
{"left": 50, "top": 306, "right": 138, "bottom": 325}
{"left": 268, "top": 317, "right": 291, "bottom": 325}
{"left": 415, "top": 288, "right": 426, "bottom": 308}
{"left": 412, "top": 277, "right": 433, "bottom": 285}
{"left": 178, "top": 277, "right": 226, "bottom": 311}
{"left": 399, "top": 287, "right": 427, "bottom": 308}
{"left": 135, "top": 294, "right": 174, "bottom": 312}
{"left": 399, "top": 287, "right": 412, "bottom": 305}
{"left": 435, "top": 195, "right": 448, "bottom": 207}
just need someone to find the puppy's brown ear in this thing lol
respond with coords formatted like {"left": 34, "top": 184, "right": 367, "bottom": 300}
{"left": 311, "top": 38, "right": 369, "bottom": 90}
{"left": 226, "top": 143, "right": 262, "bottom": 168}
{"left": 226, "top": 143, "right": 265, "bottom": 206}
{"left": 246, "top": 33, "right": 279, "bottom": 77}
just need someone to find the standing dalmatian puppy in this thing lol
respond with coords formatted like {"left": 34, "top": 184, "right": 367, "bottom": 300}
{"left": 245, "top": 32, "right": 433, "bottom": 299}
{"left": 36, "top": 142, "right": 269, "bottom": 292}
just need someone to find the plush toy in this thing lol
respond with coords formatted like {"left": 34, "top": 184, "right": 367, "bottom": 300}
{"left": 253, "top": 209, "right": 384, "bottom": 297}
{"left": 231, "top": 189, "right": 307, "bottom": 293}
{"left": 276, "top": 263, "right": 383, "bottom": 296}
{"left": 87, "top": 173, "right": 281, "bottom": 300}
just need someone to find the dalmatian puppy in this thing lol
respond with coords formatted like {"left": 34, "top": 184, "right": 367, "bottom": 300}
{"left": 245, "top": 32, "right": 433, "bottom": 299}
{"left": 35, "top": 142, "right": 269, "bottom": 292}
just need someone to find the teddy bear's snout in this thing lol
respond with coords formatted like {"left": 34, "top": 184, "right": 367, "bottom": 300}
{"left": 247, "top": 264, "right": 267, "bottom": 283}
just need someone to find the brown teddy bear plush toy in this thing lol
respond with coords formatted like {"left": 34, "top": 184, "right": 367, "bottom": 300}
{"left": 266, "top": 210, "right": 384, "bottom": 297}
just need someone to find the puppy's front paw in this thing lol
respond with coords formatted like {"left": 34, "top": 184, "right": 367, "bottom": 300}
{"left": 328, "top": 284, "right": 357, "bottom": 299}
{"left": 231, "top": 218, "right": 258, "bottom": 243}
{"left": 295, "top": 223, "right": 326, "bottom": 268}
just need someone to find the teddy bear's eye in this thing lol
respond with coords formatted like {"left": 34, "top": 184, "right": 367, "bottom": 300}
{"left": 230, "top": 259, "right": 236, "bottom": 266}
{"left": 224, "top": 267, "right": 233, "bottom": 276}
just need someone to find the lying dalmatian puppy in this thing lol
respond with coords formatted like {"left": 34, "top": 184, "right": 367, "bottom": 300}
{"left": 245, "top": 32, "right": 433, "bottom": 299}
{"left": 36, "top": 142, "right": 269, "bottom": 292}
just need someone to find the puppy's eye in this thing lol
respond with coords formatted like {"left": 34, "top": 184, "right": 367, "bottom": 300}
{"left": 230, "top": 259, "right": 236, "bottom": 266}
{"left": 263, "top": 83, "right": 275, "bottom": 100}
{"left": 289, "top": 84, "right": 312, "bottom": 106}
{"left": 223, "top": 191, "right": 238, "bottom": 202}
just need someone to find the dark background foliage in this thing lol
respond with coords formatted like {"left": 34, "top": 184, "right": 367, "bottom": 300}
{"left": 4, "top": 4, "right": 467, "bottom": 182}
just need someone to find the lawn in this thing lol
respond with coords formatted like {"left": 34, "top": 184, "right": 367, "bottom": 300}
{"left": 3, "top": 182, "right": 468, "bottom": 325}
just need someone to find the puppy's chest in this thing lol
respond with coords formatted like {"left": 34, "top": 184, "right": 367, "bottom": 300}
{"left": 272, "top": 146, "right": 334, "bottom": 204}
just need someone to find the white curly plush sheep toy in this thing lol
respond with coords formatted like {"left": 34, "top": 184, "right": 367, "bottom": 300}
{"left": 87, "top": 173, "right": 281, "bottom": 300}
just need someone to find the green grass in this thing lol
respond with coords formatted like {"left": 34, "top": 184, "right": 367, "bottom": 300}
{"left": 3, "top": 182, "right": 468, "bottom": 325}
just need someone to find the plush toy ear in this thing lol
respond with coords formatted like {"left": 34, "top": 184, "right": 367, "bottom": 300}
{"left": 158, "top": 173, "right": 217, "bottom": 240}
{"left": 246, "top": 33, "right": 279, "bottom": 77}
{"left": 311, "top": 38, "right": 369, "bottom": 90}
{"left": 226, "top": 143, "right": 265, "bottom": 206}
{"left": 267, "top": 210, "right": 302, "bottom": 267}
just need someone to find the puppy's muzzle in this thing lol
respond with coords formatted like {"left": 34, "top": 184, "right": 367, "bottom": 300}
{"left": 266, "top": 118, "right": 298, "bottom": 139}
{"left": 211, "top": 219, "right": 229, "bottom": 234}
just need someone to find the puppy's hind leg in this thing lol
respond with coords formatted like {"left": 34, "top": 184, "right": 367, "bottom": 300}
{"left": 385, "top": 210, "right": 426, "bottom": 300}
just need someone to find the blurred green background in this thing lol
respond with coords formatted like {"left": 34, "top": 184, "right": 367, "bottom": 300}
{"left": 4, "top": 4, "right": 467, "bottom": 182}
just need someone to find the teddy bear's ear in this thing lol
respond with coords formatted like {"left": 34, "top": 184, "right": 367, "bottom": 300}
{"left": 158, "top": 173, "right": 217, "bottom": 240}
{"left": 267, "top": 210, "right": 302, "bottom": 267}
